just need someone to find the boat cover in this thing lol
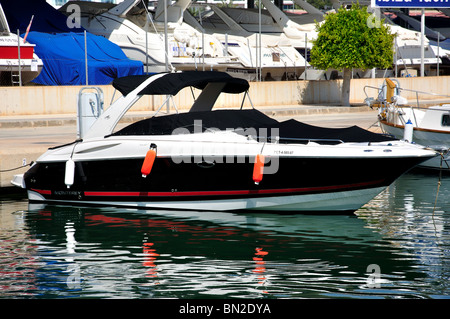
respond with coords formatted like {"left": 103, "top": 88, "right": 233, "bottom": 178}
{"left": 2, "top": 0, "right": 143, "bottom": 85}
{"left": 112, "top": 71, "right": 250, "bottom": 96}
{"left": 24, "top": 31, "right": 143, "bottom": 85}
{"left": 112, "top": 109, "right": 396, "bottom": 144}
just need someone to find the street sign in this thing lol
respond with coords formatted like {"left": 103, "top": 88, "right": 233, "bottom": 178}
{"left": 372, "top": 0, "right": 450, "bottom": 8}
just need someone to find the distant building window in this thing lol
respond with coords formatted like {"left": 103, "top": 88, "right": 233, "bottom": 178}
{"left": 442, "top": 114, "right": 450, "bottom": 127}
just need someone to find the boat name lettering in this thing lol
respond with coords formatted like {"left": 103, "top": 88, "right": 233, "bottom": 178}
{"left": 54, "top": 190, "right": 81, "bottom": 196}
{"left": 0, "top": 38, "right": 18, "bottom": 43}
{"left": 263, "top": 53, "right": 286, "bottom": 58}
{"left": 273, "top": 150, "right": 293, "bottom": 155}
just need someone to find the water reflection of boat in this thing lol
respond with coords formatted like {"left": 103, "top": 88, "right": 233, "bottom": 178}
{"left": 25, "top": 202, "right": 383, "bottom": 249}
{"left": 357, "top": 173, "right": 449, "bottom": 279}
{"left": 18, "top": 202, "right": 384, "bottom": 297}
{"left": 14, "top": 71, "right": 436, "bottom": 213}
{"left": 22, "top": 202, "right": 394, "bottom": 249}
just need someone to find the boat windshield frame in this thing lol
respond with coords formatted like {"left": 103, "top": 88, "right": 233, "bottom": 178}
{"left": 83, "top": 71, "right": 251, "bottom": 139}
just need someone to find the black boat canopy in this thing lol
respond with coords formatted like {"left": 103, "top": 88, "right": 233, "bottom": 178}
{"left": 112, "top": 109, "right": 396, "bottom": 144}
{"left": 112, "top": 71, "right": 250, "bottom": 96}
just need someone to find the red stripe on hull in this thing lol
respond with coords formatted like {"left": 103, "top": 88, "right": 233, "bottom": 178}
{"left": 30, "top": 188, "right": 52, "bottom": 195}
{"left": 81, "top": 180, "right": 384, "bottom": 198}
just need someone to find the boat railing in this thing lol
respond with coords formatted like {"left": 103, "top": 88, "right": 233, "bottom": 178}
{"left": 364, "top": 81, "right": 450, "bottom": 128}
{"left": 363, "top": 83, "right": 450, "bottom": 110}
{"left": 269, "top": 136, "right": 344, "bottom": 145}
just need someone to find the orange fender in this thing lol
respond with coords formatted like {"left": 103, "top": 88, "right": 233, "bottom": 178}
{"left": 253, "top": 154, "right": 265, "bottom": 185}
{"left": 141, "top": 144, "right": 157, "bottom": 178}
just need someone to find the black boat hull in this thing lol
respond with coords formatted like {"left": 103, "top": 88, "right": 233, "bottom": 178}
{"left": 23, "top": 155, "right": 425, "bottom": 213}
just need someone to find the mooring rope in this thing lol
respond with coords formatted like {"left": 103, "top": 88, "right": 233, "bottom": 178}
{"left": 432, "top": 153, "right": 448, "bottom": 235}
{"left": 0, "top": 161, "right": 33, "bottom": 173}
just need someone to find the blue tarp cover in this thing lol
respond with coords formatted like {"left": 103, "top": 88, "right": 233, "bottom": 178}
{"left": 1, "top": 0, "right": 143, "bottom": 85}
{"left": 26, "top": 31, "right": 143, "bottom": 85}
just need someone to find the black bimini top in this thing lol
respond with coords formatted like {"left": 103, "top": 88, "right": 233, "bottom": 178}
{"left": 112, "top": 71, "right": 250, "bottom": 96}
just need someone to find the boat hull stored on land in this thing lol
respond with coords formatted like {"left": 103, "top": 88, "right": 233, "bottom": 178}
{"left": 0, "top": 3, "right": 43, "bottom": 85}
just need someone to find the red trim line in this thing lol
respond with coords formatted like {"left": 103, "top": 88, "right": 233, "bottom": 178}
{"left": 84, "top": 180, "right": 384, "bottom": 198}
{"left": 31, "top": 189, "right": 52, "bottom": 195}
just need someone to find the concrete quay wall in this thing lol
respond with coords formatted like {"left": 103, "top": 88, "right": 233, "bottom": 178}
{"left": 1, "top": 76, "right": 449, "bottom": 117}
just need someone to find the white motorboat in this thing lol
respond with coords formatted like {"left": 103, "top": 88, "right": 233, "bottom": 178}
{"left": 12, "top": 71, "right": 436, "bottom": 213}
{"left": 0, "top": 3, "right": 43, "bottom": 85}
{"left": 184, "top": 2, "right": 307, "bottom": 81}
{"left": 260, "top": 0, "right": 319, "bottom": 46}
{"left": 365, "top": 78, "right": 450, "bottom": 169}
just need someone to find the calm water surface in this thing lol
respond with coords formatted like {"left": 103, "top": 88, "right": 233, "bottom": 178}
{"left": 0, "top": 171, "right": 449, "bottom": 299}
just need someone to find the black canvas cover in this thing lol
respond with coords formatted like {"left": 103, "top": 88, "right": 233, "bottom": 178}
{"left": 112, "top": 71, "right": 250, "bottom": 96}
{"left": 112, "top": 109, "right": 395, "bottom": 144}
{"left": 113, "top": 109, "right": 277, "bottom": 135}
{"left": 275, "top": 119, "right": 395, "bottom": 144}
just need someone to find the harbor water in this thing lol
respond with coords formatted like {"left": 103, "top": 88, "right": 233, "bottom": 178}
{"left": 0, "top": 171, "right": 449, "bottom": 299}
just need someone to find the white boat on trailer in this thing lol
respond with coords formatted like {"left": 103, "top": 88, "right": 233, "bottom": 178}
{"left": 13, "top": 71, "right": 436, "bottom": 213}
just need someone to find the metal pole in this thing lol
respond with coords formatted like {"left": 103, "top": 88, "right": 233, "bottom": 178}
{"left": 258, "top": 2, "right": 262, "bottom": 81}
{"left": 202, "top": 31, "right": 205, "bottom": 71}
{"left": 225, "top": 33, "right": 228, "bottom": 56}
{"left": 17, "top": 30, "right": 22, "bottom": 86}
{"left": 395, "top": 36, "right": 398, "bottom": 78}
{"left": 420, "top": 8, "right": 425, "bottom": 77}
{"left": 164, "top": 0, "right": 169, "bottom": 73}
{"left": 84, "top": 30, "right": 88, "bottom": 85}
{"left": 255, "top": 12, "right": 258, "bottom": 81}
{"left": 146, "top": 18, "right": 149, "bottom": 74}
{"left": 164, "top": 0, "right": 169, "bottom": 113}
{"left": 437, "top": 31, "right": 440, "bottom": 76}
{"left": 305, "top": 33, "right": 307, "bottom": 81}
{"left": 254, "top": 33, "right": 258, "bottom": 80}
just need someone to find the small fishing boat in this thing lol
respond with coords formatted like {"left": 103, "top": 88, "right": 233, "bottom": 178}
{"left": 13, "top": 71, "right": 436, "bottom": 213}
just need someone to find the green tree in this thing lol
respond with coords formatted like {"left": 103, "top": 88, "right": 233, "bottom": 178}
{"left": 310, "top": 4, "right": 395, "bottom": 106}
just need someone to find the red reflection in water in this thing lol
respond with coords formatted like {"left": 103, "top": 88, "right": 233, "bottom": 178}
{"left": 253, "top": 247, "right": 268, "bottom": 293}
{"left": 143, "top": 242, "right": 159, "bottom": 279}
{"left": 0, "top": 238, "right": 39, "bottom": 296}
